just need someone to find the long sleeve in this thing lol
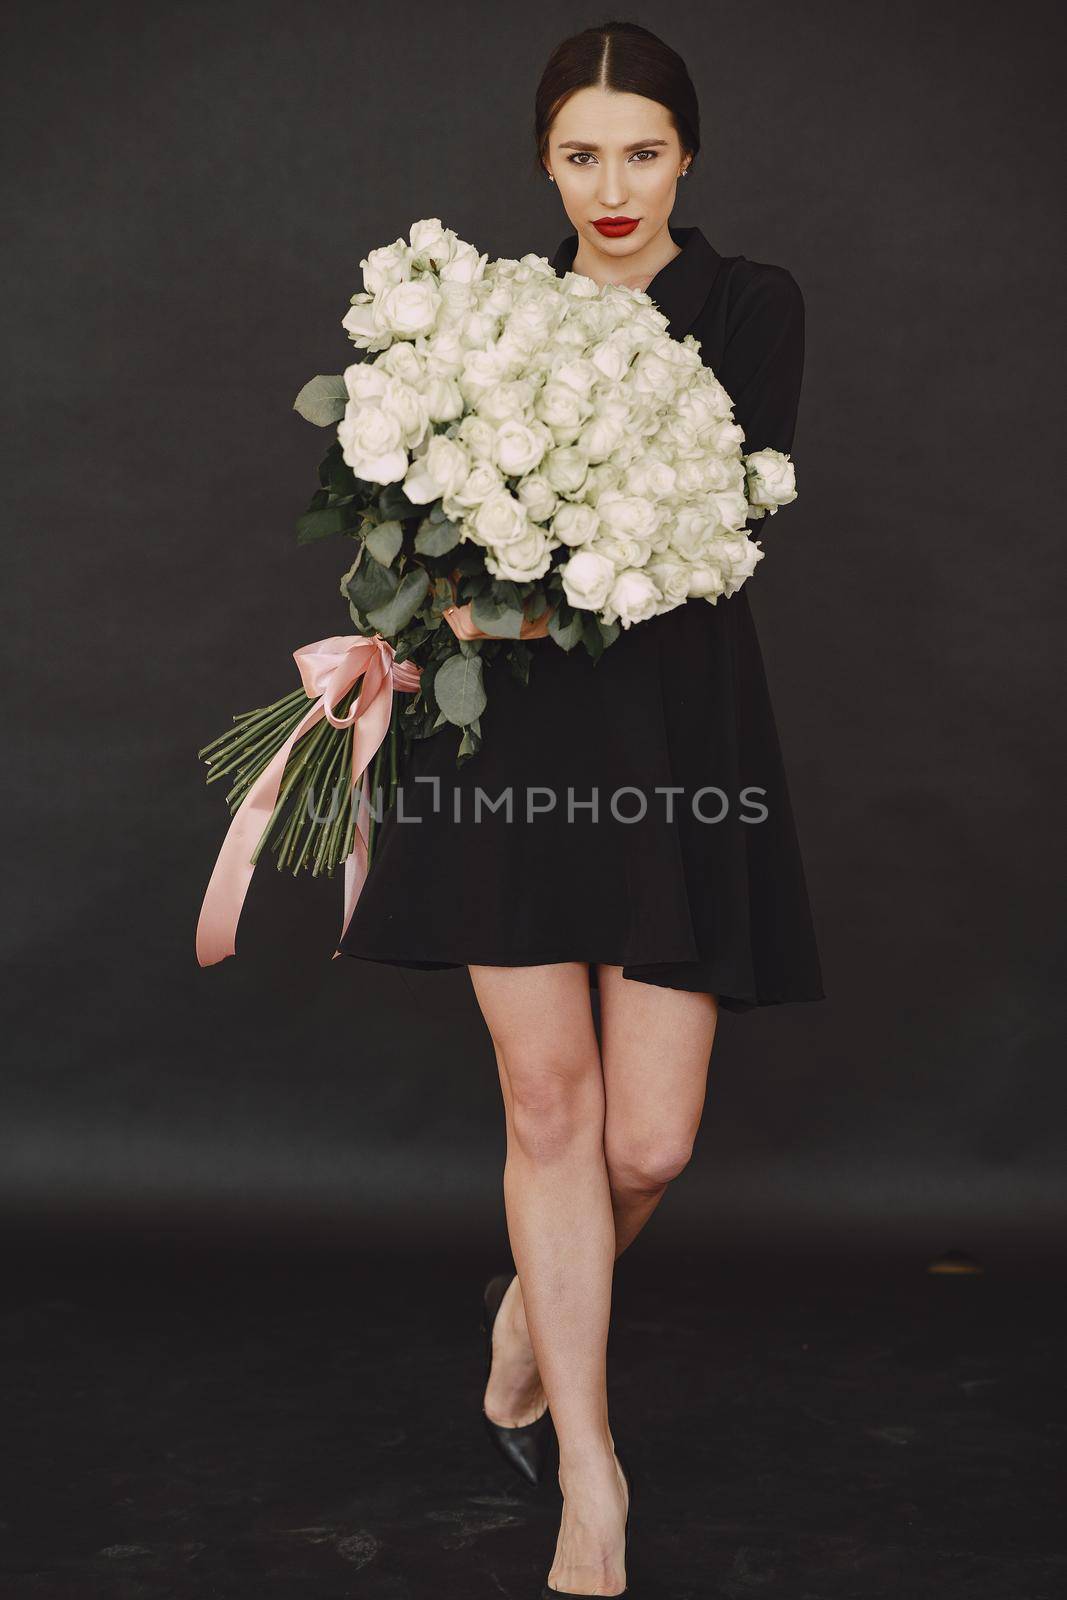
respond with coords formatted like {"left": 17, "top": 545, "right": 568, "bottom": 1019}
{"left": 718, "top": 263, "right": 805, "bottom": 460}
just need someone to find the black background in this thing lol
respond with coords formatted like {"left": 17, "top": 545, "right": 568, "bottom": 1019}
{"left": 3, "top": 0, "right": 1064, "bottom": 1258}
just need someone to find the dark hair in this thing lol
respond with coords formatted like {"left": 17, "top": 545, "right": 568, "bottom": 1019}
{"left": 533, "top": 20, "right": 700, "bottom": 177}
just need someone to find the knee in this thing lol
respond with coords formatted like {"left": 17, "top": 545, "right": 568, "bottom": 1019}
{"left": 504, "top": 1049, "right": 601, "bottom": 1165}
{"left": 604, "top": 1128, "right": 696, "bottom": 1196}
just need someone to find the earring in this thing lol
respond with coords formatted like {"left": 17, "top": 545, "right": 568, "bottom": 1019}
{"left": 547, "top": 173, "right": 555, "bottom": 183}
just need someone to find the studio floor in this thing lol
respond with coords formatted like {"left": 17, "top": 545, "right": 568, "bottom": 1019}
{"left": 2, "top": 1230, "right": 1064, "bottom": 1599}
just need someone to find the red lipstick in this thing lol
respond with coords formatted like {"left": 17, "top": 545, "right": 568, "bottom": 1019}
{"left": 592, "top": 216, "right": 640, "bottom": 237}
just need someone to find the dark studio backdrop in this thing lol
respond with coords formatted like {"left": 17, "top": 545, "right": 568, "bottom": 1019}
{"left": 3, "top": 0, "right": 1064, "bottom": 1261}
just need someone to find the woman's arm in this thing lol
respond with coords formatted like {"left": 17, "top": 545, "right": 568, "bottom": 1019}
{"left": 718, "top": 263, "right": 806, "bottom": 459}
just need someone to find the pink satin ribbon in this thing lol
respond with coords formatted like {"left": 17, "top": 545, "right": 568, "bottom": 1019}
{"left": 196, "top": 633, "right": 422, "bottom": 967}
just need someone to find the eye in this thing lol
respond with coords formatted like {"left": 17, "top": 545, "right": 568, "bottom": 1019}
{"left": 564, "top": 149, "right": 660, "bottom": 166}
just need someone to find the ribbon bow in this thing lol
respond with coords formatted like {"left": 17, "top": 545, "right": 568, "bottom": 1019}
{"left": 196, "top": 633, "right": 422, "bottom": 967}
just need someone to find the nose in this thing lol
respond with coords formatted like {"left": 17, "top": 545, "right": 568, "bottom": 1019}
{"left": 597, "top": 159, "right": 630, "bottom": 209}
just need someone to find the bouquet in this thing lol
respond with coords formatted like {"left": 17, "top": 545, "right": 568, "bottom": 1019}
{"left": 195, "top": 218, "right": 797, "bottom": 964}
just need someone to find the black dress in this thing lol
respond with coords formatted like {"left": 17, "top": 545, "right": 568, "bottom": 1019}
{"left": 337, "top": 224, "right": 825, "bottom": 1013}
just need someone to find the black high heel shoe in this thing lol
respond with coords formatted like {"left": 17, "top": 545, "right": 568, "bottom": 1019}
{"left": 541, "top": 1447, "right": 633, "bottom": 1598}
{"left": 481, "top": 1271, "right": 555, "bottom": 1487}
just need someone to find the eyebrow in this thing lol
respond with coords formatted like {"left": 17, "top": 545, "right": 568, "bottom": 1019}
{"left": 557, "top": 138, "right": 670, "bottom": 152}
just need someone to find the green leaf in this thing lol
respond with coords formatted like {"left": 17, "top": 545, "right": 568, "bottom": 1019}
{"left": 366, "top": 567, "right": 431, "bottom": 635}
{"left": 414, "top": 515, "right": 461, "bottom": 556}
{"left": 294, "top": 374, "right": 348, "bottom": 426}
{"left": 346, "top": 547, "right": 399, "bottom": 613}
{"left": 548, "top": 607, "right": 585, "bottom": 651}
{"left": 470, "top": 593, "right": 526, "bottom": 639}
{"left": 365, "top": 520, "right": 404, "bottom": 567}
{"left": 297, "top": 505, "right": 351, "bottom": 544}
{"left": 377, "top": 482, "right": 418, "bottom": 522}
{"left": 433, "top": 651, "right": 487, "bottom": 727}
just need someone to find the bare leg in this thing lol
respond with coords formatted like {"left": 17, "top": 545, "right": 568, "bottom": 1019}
{"left": 487, "top": 966, "right": 717, "bottom": 1416}
{"left": 469, "top": 960, "right": 628, "bottom": 1596}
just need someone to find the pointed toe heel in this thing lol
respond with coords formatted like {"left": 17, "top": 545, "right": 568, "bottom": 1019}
{"left": 481, "top": 1271, "right": 555, "bottom": 1487}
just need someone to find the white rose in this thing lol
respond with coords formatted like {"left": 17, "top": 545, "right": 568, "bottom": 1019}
{"left": 378, "top": 376, "right": 429, "bottom": 449}
{"left": 593, "top": 532, "right": 652, "bottom": 571}
{"left": 504, "top": 297, "right": 555, "bottom": 347}
{"left": 658, "top": 414, "right": 699, "bottom": 456}
{"left": 342, "top": 298, "right": 390, "bottom": 350}
{"left": 576, "top": 406, "right": 627, "bottom": 463}
{"left": 469, "top": 488, "right": 530, "bottom": 548}
{"left": 416, "top": 327, "right": 464, "bottom": 377}
{"left": 343, "top": 361, "right": 388, "bottom": 404}
{"left": 408, "top": 218, "right": 456, "bottom": 268}
{"left": 476, "top": 377, "right": 537, "bottom": 426}
{"left": 596, "top": 491, "right": 659, "bottom": 543}
{"left": 456, "top": 412, "right": 497, "bottom": 462}
{"left": 561, "top": 549, "right": 616, "bottom": 611}
{"left": 440, "top": 243, "right": 488, "bottom": 284}
{"left": 337, "top": 402, "right": 408, "bottom": 484}
{"left": 631, "top": 348, "right": 678, "bottom": 401}
{"left": 550, "top": 502, "right": 599, "bottom": 547}
{"left": 645, "top": 557, "right": 692, "bottom": 607}
{"left": 623, "top": 458, "right": 677, "bottom": 500}
{"left": 361, "top": 239, "right": 411, "bottom": 295}
{"left": 535, "top": 381, "right": 589, "bottom": 435}
{"left": 459, "top": 348, "right": 511, "bottom": 404}
{"left": 485, "top": 529, "right": 553, "bottom": 583}
{"left": 589, "top": 337, "right": 631, "bottom": 385}
{"left": 700, "top": 456, "right": 742, "bottom": 493}
{"left": 375, "top": 341, "right": 425, "bottom": 385}
{"left": 669, "top": 507, "right": 717, "bottom": 562}
{"left": 673, "top": 459, "right": 712, "bottom": 497}
{"left": 715, "top": 535, "right": 764, "bottom": 595}
{"left": 582, "top": 461, "right": 623, "bottom": 501}
{"left": 553, "top": 356, "right": 599, "bottom": 397}
{"left": 516, "top": 473, "right": 559, "bottom": 524}
{"left": 745, "top": 448, "right": 797, "bottom": 509}
{"left": 482, "top": 279, "right": 519, "bottom": 320}
{"left": 605, "top": 569, "right": 661, "bottom": 629}
{"left": 493, "top": 418, "right": 550, "bottom": 477}
{"left": 543, "top": 446, "right": 589, "bottom": 496}
{"left": 403, "top": 434, "right": 471, "bottom": 503}
{"left": 712, "top": 488, "right": 750, "bottom": 532}
{"left": 687, "top": 562, "right": 726, "bottom": 600}
{"left": 422, "top": 374, "right": 464, "bottom": 423}
{"left": 377, "top": 279, "right": 441, "bottom": 339}
{"left": 708, "top": 418, "right": 746, "bottom": 454}
{"left": 676, "top": 381, "right": 732, "bottom": 430}
{"left": 441, "top": 462, "right": 504, "bottom": 516}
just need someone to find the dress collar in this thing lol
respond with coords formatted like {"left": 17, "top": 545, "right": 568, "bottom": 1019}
{"left": 548, "top": 223, "right": 722, "bottom": 340}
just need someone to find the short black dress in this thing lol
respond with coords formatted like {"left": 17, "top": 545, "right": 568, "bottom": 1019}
{"left": 338, "top": 224, "right": 825, "bottom": 1013}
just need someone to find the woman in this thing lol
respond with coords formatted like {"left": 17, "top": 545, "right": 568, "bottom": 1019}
{"left": 341, "top": 20, "right": 824, "bottom": 1598}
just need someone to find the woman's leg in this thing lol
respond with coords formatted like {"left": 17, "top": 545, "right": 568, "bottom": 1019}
{"left": 597, "top": 967, "right": 718, "bottom": 1248}
{"left": 469, "top": 960, "right": 628, "bottom": 1597}
{"left": 489, "top": 967, "right": 717, "bottom": 1413}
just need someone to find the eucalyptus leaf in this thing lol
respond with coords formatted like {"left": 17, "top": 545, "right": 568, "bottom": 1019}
{"left": 470, "top": 593, "right": 526, "bottom": 639}
{"left": 365, "top": 520, "right": 404, "bottom": 567}
{"left": 414, "top": 515, "right": 461, "bottom": 556}
{"left": 378, "top": 482, "right": 418, "bottom": 522}
{"left": 297, "top": 505, "right": 351, "bottom": 544}
{"left": 294, "top": 374, "right": 348, "bottom": 426}
{"left": 346, "top": 548, "right": 399, "bottom": 613}
{"left": 548, "top": 608, "right": 585, "bottom": 651}
{"left": 433, "top": 652, "right": 487, "bottom": 727}
{"left": 366, "top": 567, "right": 431, "bottom": 634}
